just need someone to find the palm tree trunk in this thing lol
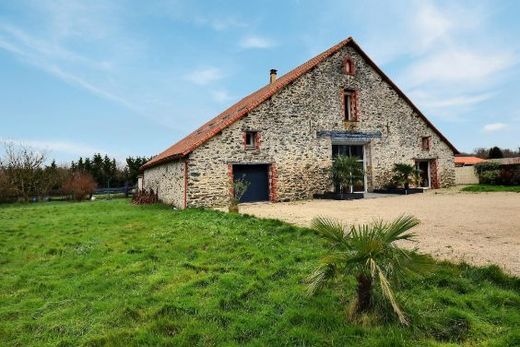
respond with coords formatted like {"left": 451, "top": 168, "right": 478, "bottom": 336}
{"left": 356, "top": 274, "right": 372, "bottom": 312}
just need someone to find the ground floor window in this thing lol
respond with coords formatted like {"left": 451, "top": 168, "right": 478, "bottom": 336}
{"left": 332, "top": 144, "right": 365, "bottom": 192}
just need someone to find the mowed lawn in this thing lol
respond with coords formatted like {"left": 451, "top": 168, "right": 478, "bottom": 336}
{"left": 0, "top": 201, "right": 519, "bottom": 346}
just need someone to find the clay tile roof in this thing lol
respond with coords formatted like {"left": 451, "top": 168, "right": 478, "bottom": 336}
{"left": 142, "top": 36, "right": 458, "bottom": 170}
{"left": 454, "top": 156, "right": 485, "bottom": 166}
{"left": 489, "top": 157, "right": 520, "bottom": 165}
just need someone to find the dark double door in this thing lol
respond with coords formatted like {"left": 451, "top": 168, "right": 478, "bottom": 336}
{"left": 233, "top": 164, "right": 269, "bottom": 203}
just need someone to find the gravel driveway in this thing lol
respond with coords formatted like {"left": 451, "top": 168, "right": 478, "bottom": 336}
{"left": 239, "top": 190, "right": 520, "bottom": 275}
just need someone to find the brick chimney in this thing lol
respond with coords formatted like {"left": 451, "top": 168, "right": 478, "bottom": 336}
{"left": 269, "top": 69, "right": 277, "bottom": 84}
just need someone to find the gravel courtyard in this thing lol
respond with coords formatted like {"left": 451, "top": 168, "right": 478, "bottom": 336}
{"left": 239, "top": 190, "right": 520, "bottom": 275}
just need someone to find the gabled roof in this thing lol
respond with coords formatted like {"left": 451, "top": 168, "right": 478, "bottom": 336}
{"left": 143, "top": 37, "right": 458, "bottom": 170}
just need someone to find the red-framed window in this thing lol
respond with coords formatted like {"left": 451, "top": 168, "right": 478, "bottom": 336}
{"left": 243, "top": 131, "right": 260, "bottom": 150}
{"left": 342, "top": 89, "right": 359, "bottom": 121}
{"left": 343, "top": 56, "right": 355, "bottom": 76}
{"left": 421, "top": 136, "right": 431, "bottom": 151}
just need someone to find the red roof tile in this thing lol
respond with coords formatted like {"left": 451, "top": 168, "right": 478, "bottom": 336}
{"left": 454, "top": 156, "right": 485, "bottom": 165}
{"left": 143, "top": 37, "right": 458, "bottom": 170}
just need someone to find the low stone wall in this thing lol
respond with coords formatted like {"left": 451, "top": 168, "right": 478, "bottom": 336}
{"left": 455, "top": 166, "right": 479, "bottom": 185}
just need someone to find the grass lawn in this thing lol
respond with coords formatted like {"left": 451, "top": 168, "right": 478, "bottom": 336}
{"left": 461, "top": 184, "right": 520, "bottom": 192}
{"left": 0, "top": 201, "right": 519, "bottom": 346}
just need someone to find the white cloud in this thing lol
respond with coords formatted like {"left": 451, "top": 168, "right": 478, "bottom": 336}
{"left": 239, "top": 35, "right": 275, "bottom": 49}
{"left": 409, "top": 91, "right": 494, "bottom": 109}
{"left": 0, "top": 138, "right": 108, "bottom": 158}
{"left": 483, "top": 123, "right": 507, "bottom": 132}
{"left": 211, "top": 89, "right": 234, "bottom": 103}
{"left": 404, "top": 49, "right": 516, "bottom": 87}
{"left": 184, "top": 67, "right": 224, "bottom": 85}
{"left": 411, "top": 1, "right": 453, "bottom": 52}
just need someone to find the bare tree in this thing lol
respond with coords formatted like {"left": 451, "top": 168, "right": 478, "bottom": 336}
{"left": 0, "top": 142, "right": 47, "bottom": 202}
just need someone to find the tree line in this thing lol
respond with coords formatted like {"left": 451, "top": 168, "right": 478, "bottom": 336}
{"left": 70, "top": 154, "right": 149, "bottom": 189}
{"left": 465, "top": 146, "right": 520, "bottom": 159}
{"left": 0, "top": 142, "right": 149, "bottom": 203}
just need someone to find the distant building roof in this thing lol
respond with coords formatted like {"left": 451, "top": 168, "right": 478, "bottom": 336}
{"left": 488, "top": 157, "right": 520, "bottom": 166}
{"left": 454, "top": 156, "right": 485, "bottom": 166}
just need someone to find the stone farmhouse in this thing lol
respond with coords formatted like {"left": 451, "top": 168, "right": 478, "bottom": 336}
{"left": 141, "top": 37, "right": 458, "bottom": 208}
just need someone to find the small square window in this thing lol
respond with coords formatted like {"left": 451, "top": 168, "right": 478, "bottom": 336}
{"left": 421, "top": 136, "right": 431, "bottom": 151}
{"left": 245, "top": 131, "right": 257, "bottom": 149}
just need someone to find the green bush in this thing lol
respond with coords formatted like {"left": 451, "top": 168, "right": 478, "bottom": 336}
{"left": 474, "top": 162, "right": 501, "bottom": 184}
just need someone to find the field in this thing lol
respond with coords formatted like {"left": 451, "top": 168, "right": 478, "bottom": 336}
{"left": 1, "top": 200, "right": 519, "bottom": 346}
{"left": 461, "top": 184, "right": 520, "bottom": 192}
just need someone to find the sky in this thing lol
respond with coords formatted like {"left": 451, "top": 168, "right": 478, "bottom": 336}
{"left": 0, "top": 0, "right": 519, "bottom": 164}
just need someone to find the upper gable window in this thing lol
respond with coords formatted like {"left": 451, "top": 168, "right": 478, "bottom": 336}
{"left": 343, "top": 57, "right": 355, "bottom": 76}
{"left": 244, "top": 131, "right": 259, "bottom": 150}
{"left": 421, "top": 136, "right": 431, "bottom": 151}
{"left": 343, "top": 89, "right": 358, "bottom": 121}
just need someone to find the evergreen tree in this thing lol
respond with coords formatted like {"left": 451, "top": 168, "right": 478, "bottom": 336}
{"left": 488, "top": 146, "right": 504, "bottom": 159}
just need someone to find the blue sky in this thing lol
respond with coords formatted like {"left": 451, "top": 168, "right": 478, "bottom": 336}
{"left": 0, "top": 0, "right": 519, "bottom": 164}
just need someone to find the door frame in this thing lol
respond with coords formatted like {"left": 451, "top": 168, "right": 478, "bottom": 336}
{"left": 415, "top": 159, "right": 431, "bottom": 189}
{"left": 331, "top": 143, "right": 367, "bottom": 193}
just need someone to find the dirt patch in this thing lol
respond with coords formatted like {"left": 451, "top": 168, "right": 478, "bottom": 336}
{"left": 238, "top": 190, "right": 520, "bottom": 275}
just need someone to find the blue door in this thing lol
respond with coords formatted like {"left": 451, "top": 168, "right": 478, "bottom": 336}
{"left": 233, "top": 164, "right": 269, "bottom": 203}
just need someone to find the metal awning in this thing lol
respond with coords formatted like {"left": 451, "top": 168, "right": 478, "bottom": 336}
{"left": 317, "top": 130, "right": 382, "bottom": 145}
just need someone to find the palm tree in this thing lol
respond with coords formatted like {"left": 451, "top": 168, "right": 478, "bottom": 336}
{"left": 331, "top": 155, "right": 364, "bottom": 193}
{"left": 392, "top": 163, "right": 418, "bottom": 189}
{"left": 306, "top": 215, "right": 426, "bottom": 325}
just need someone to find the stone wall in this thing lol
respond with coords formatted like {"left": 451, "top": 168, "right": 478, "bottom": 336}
{"left": 455, "top": 166, "right": 479, "bottom": 185}
{"left": 149, "top": 43, "right": 455, "bottom": 208}
{"left": 143, "top": 159, "right": 185, "bottom": 208}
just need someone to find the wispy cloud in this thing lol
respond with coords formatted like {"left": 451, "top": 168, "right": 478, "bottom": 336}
{"left": 483, "top": 123, "right": 507, "bottom": 133}
{"left": 211, "top": 89, "right": 234, "bottom": 103}
{"left": 195, "top": 16, "right": 248, "bottom": 31}
{"left": 1, "top": 138, "right": 109, "bottom": 158}
{"left": 239, "top": 35, "right": 276, "bottom": 49}
{"left": 184, "top": 67, "right": 224, "bottom": 85}
{"left": 409, "top": 91, "right": 495, "bottom": 109}
{"left": 404, "top": 49, "right": 516, "bottom": 88}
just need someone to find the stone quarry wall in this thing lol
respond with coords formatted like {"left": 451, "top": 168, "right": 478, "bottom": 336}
{"left": 150, "top": 44, "right": 455, "bottom": 208}
{"left": 143, "top": 159, "right": 185, "bottom": 208}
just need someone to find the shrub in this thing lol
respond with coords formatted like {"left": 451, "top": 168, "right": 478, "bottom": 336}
{"left": 132, "top": 189, "right": 158, "bottom": 205}
{"left": 391, "top": 163, "right": 419, "bottom": 189}
{"left": 474, "top": 162, "right": 501, "bottom": 184}
{"left": 0, "top": 170, "right": 17, "bottom": 203}
{"left": 62, "top": 171, "right": 97, "bottom": 201}
{"left": 228, "top": 178, "right": 250, "bottom": 213}
{"left": 307, "top": 215, "right": 429, "bottom": 325}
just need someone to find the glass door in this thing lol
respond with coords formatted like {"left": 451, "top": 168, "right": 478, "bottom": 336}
{"left": 415, "top": 160, "right": 430, "bottom": 188}
{"left": 332, "top": 144, "right": 365, "bottom": 192}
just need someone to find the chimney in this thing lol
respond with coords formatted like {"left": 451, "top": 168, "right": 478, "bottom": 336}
{"left": 269, "top": 69, "right": 277, "bottom": 84}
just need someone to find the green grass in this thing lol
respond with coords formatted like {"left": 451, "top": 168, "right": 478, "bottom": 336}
{"left": 0, "top": 201, "right": 519, "bottom": 346}
{"left": 461, "top": 184, "right": 520, "bottom": 192}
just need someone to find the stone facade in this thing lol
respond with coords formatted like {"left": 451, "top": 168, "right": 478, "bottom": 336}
{"left": 144, "top": 44, "right": 455, "bottom": 208}
{"left": 143, "top": 159, "right": 185, "bottom": 208}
